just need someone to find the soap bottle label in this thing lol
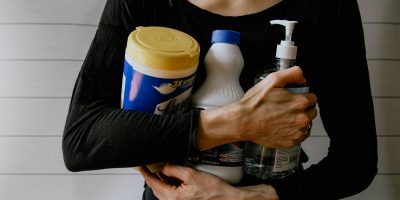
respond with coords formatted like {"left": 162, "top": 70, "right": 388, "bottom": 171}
{"left": 272, "top": 145, "right": 301, "bottom": 172}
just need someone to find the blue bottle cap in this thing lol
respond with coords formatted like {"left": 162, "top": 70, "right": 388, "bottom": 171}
{"left": 211, "top": 30, "right": 240, "bottom": 45}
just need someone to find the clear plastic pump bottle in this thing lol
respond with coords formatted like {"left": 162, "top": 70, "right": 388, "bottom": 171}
{"left": 244, "top": 20, "right": 309, "bottom": 180}
{"left": 189, "top": 30, "right": 245, "bottom": 184}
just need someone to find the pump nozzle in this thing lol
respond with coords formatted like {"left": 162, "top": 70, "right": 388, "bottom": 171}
{"left": 270, "top": 20, "right": 298, "bottom": 61}
{"left": 270, "top": 20, "right": 298, "bottom": 42}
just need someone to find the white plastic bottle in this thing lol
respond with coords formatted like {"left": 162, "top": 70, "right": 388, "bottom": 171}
{"left": 244, "top": 20, "right": 309, "bottom": 180}
{"left": 189, "top": 30, "right": 245, "bottom": 184}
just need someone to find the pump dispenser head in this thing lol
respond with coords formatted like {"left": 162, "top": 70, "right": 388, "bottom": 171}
{"left": 270, "top": 20, "right": 298, "bottom": 60}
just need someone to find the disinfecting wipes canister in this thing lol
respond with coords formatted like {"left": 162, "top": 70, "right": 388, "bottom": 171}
{"left": 121, "top": 26, "right": 200, "bottom": 172}
{"left": 121, "top": 26, "right": 200, "bottom": 114}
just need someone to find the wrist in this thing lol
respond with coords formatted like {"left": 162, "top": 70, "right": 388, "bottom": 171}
{"left": 196, "top": 103, "right": 243, "bottom": 151}
{"left": 237, "top": 184, "right": 279, "bottom": 200}
{"left": 234, "top": 188, "right": 264, "bottom": 200}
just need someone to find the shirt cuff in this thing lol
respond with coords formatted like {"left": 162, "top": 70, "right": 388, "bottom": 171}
{"left": 187, "top": 108, "right": 201, "bottom": 157}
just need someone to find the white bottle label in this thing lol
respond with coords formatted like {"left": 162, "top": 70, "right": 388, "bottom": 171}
{"left": 197, "top": 143, "right": 243, "bottom": 167}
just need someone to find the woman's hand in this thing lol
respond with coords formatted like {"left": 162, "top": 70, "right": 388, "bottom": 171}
{"left": 139, "top": 163, "right": 279, "bottom": 200}
{"left": 196, "top": 66, "right": 318, "bottom": 150}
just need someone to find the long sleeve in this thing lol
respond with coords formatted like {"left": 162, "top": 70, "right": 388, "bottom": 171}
{"left": 62, "top": 0, "right": 199, "bottom": 172}
{"left": 270, "top": 0, "right": 378, "bottom": 199}
{"left": 63, "top": 0, "right": 379, "bottom": 199}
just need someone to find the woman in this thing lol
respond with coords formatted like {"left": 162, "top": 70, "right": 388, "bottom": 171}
{"left": 62, "top": 0, "right": 377, "bottom": 199}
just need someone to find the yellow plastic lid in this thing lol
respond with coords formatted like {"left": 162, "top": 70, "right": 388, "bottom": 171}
{"left": 126, "top": 26, "right": 200, "bottom": 71}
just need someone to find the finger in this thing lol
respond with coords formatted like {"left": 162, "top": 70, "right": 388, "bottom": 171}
{"left": 138, "top": 166, "right": 172, "bottom": 194}
{"left": 264, "top": 66, "right": 307, "bottom": 88}
{"left": 162, "top": 163, "right": 197, "bottom": 182}
{"left": 301, "top": 122, "right": 312, "bottom": 139}
{"left": 307, "top": 122, "right": 313, "bottom": 135}
{"left": 305, "top": 106, "right": 318, "bottom": 120}
{"left": 138, "top": 166, "right": 162, "bottom": 187}
{"left": 303, "top": 93, "right": 318, "bottom": 108}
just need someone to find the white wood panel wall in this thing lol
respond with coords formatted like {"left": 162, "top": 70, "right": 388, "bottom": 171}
{"left": 0, "top": 0, "right": 398, "bottom": 199}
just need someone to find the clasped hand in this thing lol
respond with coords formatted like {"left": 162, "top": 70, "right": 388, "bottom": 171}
{"left": 140, "top": 163, "right": 279, "bottom": 200}
{"left": 196, "top": 66, "right": 318, "bottom": 151}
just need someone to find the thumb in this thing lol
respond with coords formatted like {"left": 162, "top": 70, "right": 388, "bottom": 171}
{"left": 263, "top": 66, "right": 306, "bottom": 88}
{"left": 138, "top": 166, "right": 170, "bottom": 193}
{"left": 162, "top": 163, "right": 196, "bottom": 183}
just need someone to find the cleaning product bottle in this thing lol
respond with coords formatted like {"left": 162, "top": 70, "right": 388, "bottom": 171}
{"left": 189, "top": 30, "right": 245, "bottom": 184}
{"left": 121, "top": 26, "right": 200, "bottom": 173}
{"left": 244, "top": 20, "right": 309, "bottom": 180}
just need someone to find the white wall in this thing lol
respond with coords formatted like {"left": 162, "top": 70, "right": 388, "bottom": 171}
{"left": 0, "top": 0, "right": 398, "bottom": 199}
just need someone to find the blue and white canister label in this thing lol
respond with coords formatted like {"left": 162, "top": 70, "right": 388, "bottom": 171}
{"left": 121, "top": 60, "right": 196, "bottom": 114}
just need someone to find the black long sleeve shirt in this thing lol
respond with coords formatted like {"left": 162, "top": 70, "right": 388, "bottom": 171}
{"left": 62, "top": 0, "right": 378, "bottom": 199}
